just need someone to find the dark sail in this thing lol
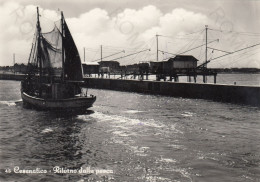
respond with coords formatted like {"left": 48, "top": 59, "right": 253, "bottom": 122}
{"left": 63, "top": 20, "right": 83, "bottom": 81}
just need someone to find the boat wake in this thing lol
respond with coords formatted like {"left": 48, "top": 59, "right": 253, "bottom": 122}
{"left": 181, "top": 111, "right": 195, "bottom": 117}
{"left": 77, "top": 111, "right": 192, "bottom": 181}
{"left": 41, "top": 128, "right": 54, "bottom": 133}
{"left": 124, "top": 110, "right": 145, "bottom": 114}
{"left": 0, "top": 99, "right": 22, "bottom": 106}
{"left": 89, "top": 111, "right": 167, "bottom": 129}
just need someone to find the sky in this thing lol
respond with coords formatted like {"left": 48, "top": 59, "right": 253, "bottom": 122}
{"left": 0, "top": 0, "right": 260, "bottom": 68}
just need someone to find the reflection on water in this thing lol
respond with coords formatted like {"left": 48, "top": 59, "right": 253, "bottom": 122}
{"left": 0, "top": 80, "right": 260, "bottom": 182}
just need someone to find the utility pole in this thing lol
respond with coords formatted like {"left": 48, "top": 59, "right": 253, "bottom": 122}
{"left": 203, "top": 25, "right": 208, "bottom": 83}
{"left": 13, "top": 53, "right": 15, "bottom": 73}
{"left": 84, "top": 47, "right": 85, "bottom": 62}
{"left": 205, "top": 25, "right": 208, "bottom": 68}
{"left": 101, "top": 45, "right": 103, "bottom": 62}
{"left": 156, "top": 34, "right": 159, "bottom": 62}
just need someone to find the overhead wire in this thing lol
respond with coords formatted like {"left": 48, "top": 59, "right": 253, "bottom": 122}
{"left": 209, "top": 28, "right": 260, "bottom": 36}
{"left": 227, "top": 50, "right": 260, "bottom": 67}
{"left": 175, "top": 29, "right": 205, "bottom": 56}
{"left": 209, "top": 46, "right": 260, "bottom": 68}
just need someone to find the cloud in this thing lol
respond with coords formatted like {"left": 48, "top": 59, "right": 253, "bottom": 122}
{"left": 0, "top": 2, "right": 61, "bottom": 65}
{"left": 161, "top": 8, "right": 208, "bottom": 34}
{"left": 0, "top": 1, "right": 259, "bottom": 68}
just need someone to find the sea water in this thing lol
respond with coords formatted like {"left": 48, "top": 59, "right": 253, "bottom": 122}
{"left": 0, "top": 79, "right": 259, "bottom": 181}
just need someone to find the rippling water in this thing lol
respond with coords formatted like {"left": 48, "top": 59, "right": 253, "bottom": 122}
{"left": 0, "top": 80, "right": 260, "bottom": 182}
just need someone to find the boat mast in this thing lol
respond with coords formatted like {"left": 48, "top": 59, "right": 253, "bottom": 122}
{"left": 61, "top": 11, "right": 65, "bottom": 81}
{"left": 37, "top": 7, "right": 42, "bottom": 96}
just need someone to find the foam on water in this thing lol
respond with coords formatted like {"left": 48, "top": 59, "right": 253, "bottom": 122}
{"left": 241, "top": 175, "right": 254, "bottom": 181}
{"left": 181, "top": 111, "right": 195, "bottom": 117}
{"left": 41, "top": 128, "right": 54, "bottom": 133}
{"left": 89, "top": 111, "right": 173, "bottom": 130}
{"left": 172, "top": 167, "right": 192, "bottom": 181}
{"left": 124, "top": 110, "right": 144, "bottom": 114}
{"left": 77, "top": 115, "right": 95, "bottom": 122}
{"left": 153, "top": 157, "right": 192, "bottom": 181}
{"left": 197, "top": 152, "right": 220, "bottom": 162}
{"left": 112, "top": 130, "right": 130, "bottom": 137}
{"left": 168, "top": 144, "right": 187, "bottom": 150}
{"left": 170, "top": 123, "right": 184, "bottom": 134}
{"left": 128, "top": 146, "right": 149, "bottom": 156}
{"left": 86, "top": 111, "right": 193, "bottom": 180}
{"left": 86, "top": 111, "right": 184, "bottom": 148}
{"left": 158, "top": 156, "right": 177, "bottom": 163}
{"left": 140, "top": 175, "right": 173, "bottom": 182}
{"left": 0, "top": 100, "right": 17, "bottom": 106}
{"left": 87, "top": 111, "right": 184, "bottom": 150}
{"left": 84, "top": 111, "right": 193, "bottom": 180}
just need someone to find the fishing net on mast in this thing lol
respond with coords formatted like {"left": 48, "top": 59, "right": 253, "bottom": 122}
{"left": 28, "top": 20, "right": 63, "bottom": 77}
{"left": 41, "top": 25, "right": 63, "bottom": 76}
{"left": 27, "top": 18, "right": 83, "bottom": 81}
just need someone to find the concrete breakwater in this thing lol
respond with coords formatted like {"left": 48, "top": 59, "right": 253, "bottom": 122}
{"left": 0, "top": 74, "right": 259, "bottom": 106}
{"left": 84, "top": 78, "right": 260, "bottom": 106}
{"left": 0, "top": 73, "right": 25, "bottom": 81}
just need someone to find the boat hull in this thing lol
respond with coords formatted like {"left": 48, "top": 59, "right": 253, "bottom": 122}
{"left": 21, "top": 92, "right": 96, "bottom": 111}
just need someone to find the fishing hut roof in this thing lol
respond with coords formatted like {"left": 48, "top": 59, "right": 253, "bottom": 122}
{"left": 168, "top": 55, "right": 199, "bottom": 62}
{"left": 98, "top": 61, "right": 120, "bottom": 64}
{"left": 150, "top": 61, "right": 167, "bottom": 63}
{"left": 82, "top": 62, "right": 99, "bottom": 65}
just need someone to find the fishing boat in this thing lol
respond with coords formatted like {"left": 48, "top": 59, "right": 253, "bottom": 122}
{"left": 21, "top": 7, "right": 96, "bottom": 111}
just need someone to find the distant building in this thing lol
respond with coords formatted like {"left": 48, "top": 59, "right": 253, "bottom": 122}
{"left": 150, "top": 55, "right": 199, "bottom": 74}
{"left": 124, "top": 62, "right": 149, "bottom": 74}
{"left": 119, "top": 65, "right": 126, "bottom": 72}
{"left": 82, "top": 62, "right": 100, "bottom": 75}
{"left": 150, "top": 61, "right": 164, "bottom": 74}
{"left": 126, "top": 64, "right": 139, "bottom": 73}
{"left": 138, "top": 63, "right": 149, "bottom": 73}
{"left": 99, "top": 61, "right": 120, "bottom": 72}
{"left": 14, "top": 63, "right": 27, "bottom": 73}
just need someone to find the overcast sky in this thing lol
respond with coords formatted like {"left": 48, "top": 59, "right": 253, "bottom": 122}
{"left": 0, "top": 0, "right": 260, "bottom": 68}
